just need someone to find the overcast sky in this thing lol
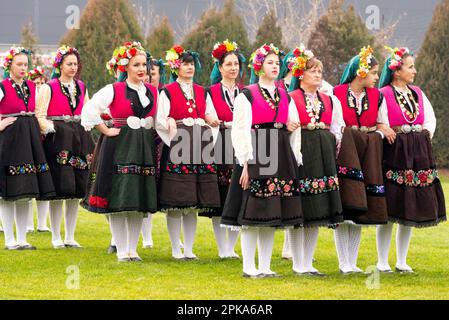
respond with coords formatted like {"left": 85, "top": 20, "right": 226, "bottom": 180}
{"left": 0, "top": 0, "right": 441, "bottom": 53}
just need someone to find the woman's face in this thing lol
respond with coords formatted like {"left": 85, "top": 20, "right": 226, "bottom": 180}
{"left": 219, "top": 53, "right": 240, "bottom": 81}
{"left": 60, "top": 54, "right": 78, "bottom": 79}
{"left": 178, "top": 60, "right": 195, "bottom": 79}
{"left": 261, "top": 53, "right": 280, "bottom": 81}
{"left": 394, "top": 56, "right": 417, "bottom": 85}
{"left": 33, "top": 76, "right": 47, "bottom": 89}
{"left": 150, "top": 65, "right": 161, "bottom": 87}
{"left": 361, "top": 64, "right": 379, "bottom": 88}
{"left": 9, "top": 54, "right": 28, "bottom": 80}
{"left": 302, "top": 64, "right": 323, "bottom": 89}
{"left": 125, "top": 53, "right": 147, "bottom": 83}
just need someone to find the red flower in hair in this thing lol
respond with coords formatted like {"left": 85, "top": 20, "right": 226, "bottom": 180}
{"left": 173, "top": 45, "right": 184, "bottom": 55}
{"left": 124, "top": 42, "right": 132, "bottom": 47}
{"left": 212, "top": 44, "right": 228, "bottom": 60}
{"left": 129, "top": 48, "right": 137, "bottom": 56}
{"left": 118, "top": 65, "right": 125, "bottom": 72}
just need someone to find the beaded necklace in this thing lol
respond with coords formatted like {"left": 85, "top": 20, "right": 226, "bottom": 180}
{"left": 178, "top": 81, "right": 196, "bottom": 114}
{"left": 393, "top": 86, "right": 420, "bottom": 123}
{"left": 304, "top": 92, "right": 324, "bottom": 124}
{"left": 348, "top": 87, "right": 368, "bottom": 115}
{"left": 60, "top": 79, "right": 78, "bottom": 112}
{"left": 9, "top": 78, "right": 30, "bottom": 106}
{"left": 258, "top": 84, "right": 280, "bottom": 110}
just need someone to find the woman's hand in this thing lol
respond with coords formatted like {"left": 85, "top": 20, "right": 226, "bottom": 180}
{"left": 377, "top": 123, "right": 396, "bottom": 145}
{"left": 105, "top": 128, "right": 121, "bottom": 137}
{"left": 0, "top": 117, "right": 17, "bottom": 132}
{"left": 239, "top": 162, "right": 250, "bottom": 190}
{"left": 205, "top": 114, "right": 221, "bottom": 127}
{"left": 167, "top": 117, "right": 178, "bottom": 140}
{"left": 287, "top": 120, "right": 300, "bottom": 132}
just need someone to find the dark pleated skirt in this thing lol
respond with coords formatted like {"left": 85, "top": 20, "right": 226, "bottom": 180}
{"left": 43, "top": 121, "right": 95, "bottom": 199}
{"left": 221, "top": 127, "right": 303, "bottom": 228}
{"left": 0, "top": 116, "right": 55, "bottom": 200}
{"left": 383, "top": 131, "right": 446, "bottom": 227}
{"left": 336, "top": 127, "right": 388, "bottom": 225}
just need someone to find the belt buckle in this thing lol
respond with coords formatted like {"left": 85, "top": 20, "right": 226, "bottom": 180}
{"left": 195, "top": 118, "right": 206, "bottom": 126}
{"left": 401, "top": 124, "right": 411, "bottom": 134}
{"left": 274, "top": 122, "right": 283, "bottom": 129}
{"left": 126, "top": 116, "right": 141, "bottom": 129}
{"left": 307, "top": 123, "right": 316, "bottom": 130}
{"left": 182, "top": 118, "right": 195, "bottom": 127}
{"left": 411, "top": 124, "right": 422, "bottom": 132}
{"left": 317, "top": 122, "right": 326, "bottom": 130}
{"left": 142, "top": 117, "right": 154, "bottom": 130}
{"left": 73, "top": 115, "right": 81, "bottom": 122}
{"left": 360, "top": 126, "right": 369, "bottom": 133}
{"left": 63, "top": 115, "right": 71, "bottom": 123}
{"left": 351, "top": 125, "right": 358, "bottom": 131}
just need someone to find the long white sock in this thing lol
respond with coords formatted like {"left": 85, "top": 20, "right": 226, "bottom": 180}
{"left": 15, "top": 200, "right": 31, "bottom": 245}
{"left": 27, "top": 200, "right": 34, "bottom": 230}
{"left": 0, "top": 200, "right": 17, "bottom": 246}
{"left": 212, "top": 216, "right": 227, "bottom": 257}
{"left": 289, "top": 228, "right": 305, "bottom": 272}
{"left": 257, "top": 227, "right": 276, "bottom": 274}
{"left": 166, "top": 210, "right": 183, "bottom": 257}
{"left": 36, "top": 200, "right": 49, "bottom": 230}
{"left": 182, "top": 212, "right": 197, "bottom": 258}
{"left": 106, "top": 216, "right": 116, "bottom": 246}
{"left": 127, "top": 214, "right": 143, "bottom": 257}
{"left": 109, "top": 215, "right": 128, "bottom": 259}
{"left": 304, "top": 227, "right": 319, "bottom": 272}
{"left": 241, "top": 228, "right": 258, "bottom": 275}
{"left": 141, "top": 215, "right": 153, "bottom": 246}
{"left": 282, "top": 230, "right": 292, "bottom": 258}
{"left": 348, "top": 224, "right": 362, "bottom": 270}
{"left": 64, "top": 199, "right": 79, "bottom": 243}
{"left": 396, "top": 224, "right": 413, "bottom": 269}
{"left": 226, "top": 228, "right": 240, "bottom": 257}
{"left": 334, "top": 224, "right": 352, "bottom": 272}
{"left": 376, "top": 222, "right": 393, "bottom": 270}
{"left": 49, "top": 200, "right": 64, "bottom": 243}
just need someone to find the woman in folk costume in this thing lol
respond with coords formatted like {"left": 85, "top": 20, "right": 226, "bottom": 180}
{"left": 376, "top": 47, "right": 446, "bottom": 273}
{"left": 81, "top": 41, "right": 159, "bottom": 262}
{"left": 333, "top": 46, "right": 389, "bottom": 274}
{"left": 157, "top": 45, "right": 220, "bottom": 260}
{"left": 26, "top": 66, "right": 51, "bottom": 233}
{"left": 288, "top": 45, "right": 344, "bottom": 276}
{"left": 200, "top": 40, "right": 246, "bottom": 259}
{"left": 140, "top": 57, "right": 167, "bottom": 250}
{"left": 35, "top": 46, "right": 94, "bottom": 248}
{"left": 221, "top": 44, "right": 303, "bottom": 278}
{"left": 0, "top": 47, "right": 55, "bottom": 250}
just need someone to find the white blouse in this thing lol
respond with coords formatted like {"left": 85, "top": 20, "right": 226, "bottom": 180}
{"left": 230, "top": 84, "right": 303, "bottom": 167}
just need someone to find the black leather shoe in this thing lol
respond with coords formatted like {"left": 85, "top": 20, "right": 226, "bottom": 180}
{"left": 377, "top": 268, "right": 394, "bottom": 274}
{"left": 395, "top": 267, "right": 414, "bottom": 274}
{"left": 130, "top": 256, "right": 143, "bottom": 262}
{"left": 261, "top": 273, "right": 282, "bottom": 278}
{"left": 19, "top": 244, "right": 37, "bottom": 250}
{"left": 242, "top": 272, "right": 262, "bottom": 279}
{"left": 118, "top": 257, "right": 131, "bottom": 262}
{"left": 107, "top": 245, "right": 117, "bottom": 254}
{"left": 307, "top": 271, "right": 327, "bottom": 277}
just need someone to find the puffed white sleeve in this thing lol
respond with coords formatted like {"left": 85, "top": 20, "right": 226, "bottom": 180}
{"left": 231, "top": 93, "right": 253, "bottom": 166}
{"left": 330, "top": 95, "right": 345, "bottom": 145}
{"left": 0, "top": 86, "right": 4, "bottom": 102}
{"left": 376, "top": 96, "right": 390, "bottom": 126}
{"left": 287, "top": 98, "right": 303, "bottom": 166}
{"left": 205, "top": 92, "right": 219, "bottom": 145}
{"left": 35, "top": 84, "right": 55, "bottom": 134}
{"left": 422, "top": 92, "right": 436, "bottom": 139}
{"left": 155, "top": 90, "right": 172, "bottom": 146}
{"left": 81, "top": 84, "right": 114, "bottom": 131}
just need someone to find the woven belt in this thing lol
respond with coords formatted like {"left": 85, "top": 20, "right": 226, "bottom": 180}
{"left": 0, "top": 111, "right": 35, "bottom": 117}
{"left": 252, "top": 122, "right": 286, "bottom": 130}
{"left": 347, "top": 125, "right": 377, "bottom": 133}
{"left": 301, "top": 122, "right": 330, "bottom": 130}
{"left": 112, "top": 116, "right": 154, "bottom": 129}
{"left": 175, "top": 118, "right": 206, "bottom": 127}
{"left": 47, "top": 115, "right": 81, "bottom": 123}
{"left": 392, "top": 124, "right": 423, "bottom": 134}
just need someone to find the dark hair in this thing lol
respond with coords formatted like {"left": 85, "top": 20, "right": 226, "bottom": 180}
{"left": 180, "top": 52, "right": 195, "bottom": 63}
{"left": 61, "top": 51, "right": 82, "bottom": 80}
{"left": 369, "top": 56, "right": 379, "bottom": 68}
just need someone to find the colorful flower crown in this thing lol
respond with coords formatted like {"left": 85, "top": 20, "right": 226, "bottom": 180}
{"left": 288, "top": 44, "right": 315, "bottom": 79}
{"left": 356, "top": 46, "right": 374, "bottom": 78}
{"left": 165, "top": 45, "right": 186, "bottom": 74}
{"left": 249, "top": 43, "right": 280, "bottom": 76}
{"left": 28, "top": 66, "right": 45, "bottom": 81}
{"left": 386, "top": 46, "right": 411, "bottom": 71}
{"left": 106, "top": 41, "right": 145, "bottom": 74}
{"left": 211, "top": 40, "right": 239, "bottom": 62}
{"left": 3, "top": 46, "right": 31, "bottom": 73}
{"left": 53, "top": 45, "right": 78, "bottom": 73}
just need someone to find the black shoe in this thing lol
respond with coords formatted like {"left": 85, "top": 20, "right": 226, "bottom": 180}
{"left": 130, "top": 256, "right": 143, "bottom": 262}
{"left": 307, "top": 271, "right": 327, "bottom": 277}
{"left": 37, "top": 228, "right": 51, "bottom": 233}
{"left": 19, "top": 244, "right": 37, "bottom": 250}
{"left": 395, "top": 267, "right": 414, "bottom": 274}
{"left": 261, "top": 272, "right": 282, "bottom": 278}
{"left": 376, "top": 268, "right": 394, "bottom": 274}
{"left": 118, "top": 257, "right": 131, "bottom": 262}
{"left": 5, "top": 245, "right": 20, "bottom": 250}
{"left": 242, "top": 272, "right": 262, "bottom": 279}
{"left": 107, "top": 245, "right": 117, "bottom": 254}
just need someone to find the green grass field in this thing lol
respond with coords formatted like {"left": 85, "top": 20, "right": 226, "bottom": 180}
{"left": 0, "top": 177, "right": 448, "bottom": 300}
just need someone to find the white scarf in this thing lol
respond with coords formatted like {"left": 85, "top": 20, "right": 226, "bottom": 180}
{"left": 126, "top": 80, "right": 150, "bottom": 108}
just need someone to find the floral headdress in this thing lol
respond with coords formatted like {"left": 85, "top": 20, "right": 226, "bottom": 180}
{"left": 287, "top": 44, "right": 315, "bottom": 80}
{"left": 211, "top": 40, "right": 239, "bottom": 62}
{"left": 165, "top": 45, "right": 187, "bottom": 75}
{"left": 3, "top": 46, "right": 31, "bottom": 75}
{"left": 28, "top": 66, "right": 46, "bottom": 81}
{"left": 356, "top": 46, "right": 374, "bottom": 78}
{"left": 52, "top": 45, "right": 79, "bottom": 75}
{"left": 106, "top": 41, "right": 146, "bottom": 75}
{"left": 385, "top": 46, "right": 412, "bottom": 71}
{"left": 249, "top": 43, "right": 280, "bottom": 76}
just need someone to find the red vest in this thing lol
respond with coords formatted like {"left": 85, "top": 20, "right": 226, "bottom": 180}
{"left": 164, "top": 82, "right": 206, "bottom": 120}
{"left": 334, "top": 83, "right": 380, "bottom": 127}
{"left": 208, "top": 83, "right": 236, "bottom": 122}
{"left": 46, "top": 79, "right": 86, "bottom": 116}
{"left": 289, "top": 89, "right": 333, "bottom": 125}
{"left": 380, "top": 85, "right": 425, "bottom": 126}
{"left": 0, "top": 78, "right": 36, "bottom": 114}
{"left": 246, "top": 84, "right": 290, "bottom": 125}
{"left": 109, "top": 82, "right": 158, "bottom": 127}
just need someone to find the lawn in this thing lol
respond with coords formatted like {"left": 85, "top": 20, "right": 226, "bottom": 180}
{"left": 0, "top": 177, "right": 448, "bottom": 300}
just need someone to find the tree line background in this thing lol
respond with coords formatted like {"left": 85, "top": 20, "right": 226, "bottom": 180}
{"left": 20, "top": 0, "right": 449, "bottom": 168}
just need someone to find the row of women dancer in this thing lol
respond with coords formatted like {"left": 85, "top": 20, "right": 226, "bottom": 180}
{"left": 0, "top": 40, "right": 445, "bottom": 277}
